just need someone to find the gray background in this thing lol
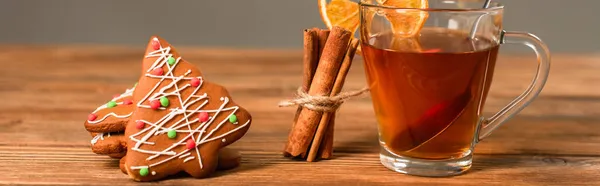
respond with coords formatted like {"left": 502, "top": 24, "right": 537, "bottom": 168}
{"left": 0, "top": 0, "right": 596, "bottom": 53}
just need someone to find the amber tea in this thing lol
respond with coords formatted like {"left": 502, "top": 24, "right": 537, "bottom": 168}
{"left": 362, "top": 28, "right": 499, "bottom": 159}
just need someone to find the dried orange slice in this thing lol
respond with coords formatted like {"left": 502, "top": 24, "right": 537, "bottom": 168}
{"left": 319, "top": 0, "right": 429, "bottom": 53}
{"left": 318, "top": 0, "right": 360, "bottom": 35}
{"left": 319, "top": 0, "right": 428, "bottom": 36}
{"left": 319, "top": 0, "right": 361, "bottom": 53}
{"left": 377, "top": 0, "right": 429, "bottom": 37}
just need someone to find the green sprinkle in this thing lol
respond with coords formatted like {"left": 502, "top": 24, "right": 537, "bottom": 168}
{"left": 167, "top": 57, "right": 176, "bottom": 65}
{"left": 160, "top": 97, "right": 169, "bottom": 107}
{"left": 107, "top": 101, "right": 117, "bottom": 108}
{"left": 139, "top": 167, "right": 149, "bottom": 176}
{"left": 229, "top": 114, "right": 238, "bottom": 123}
{"left": 167, "top": 129, "right": 177, "bottom": 139}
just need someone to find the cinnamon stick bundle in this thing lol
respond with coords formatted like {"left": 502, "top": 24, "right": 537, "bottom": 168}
{"left": 284, "top": 26, "right": 360, "bottom": 161}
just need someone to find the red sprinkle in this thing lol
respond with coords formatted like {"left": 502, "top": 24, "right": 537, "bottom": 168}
{"left": 135, "top": 121, "right": 145, "bottom": 129}
{"left": 152, "top": 68, "right": 164, "bottom": 76}
{"left": 186, "top": 139, "right": 196, "bottom": 150}
{"left": 113, "top": 94, "right": 121, "bottom": 98}
{"left": 88, "top": 114, "right": 98, "bottom": 121}
{"left": 422, "top": 48, "right": 442, "bottom": 53}
{"left": 150, "top": 100, "right": 161, "bottom": 110}
{"left": 190, "top": 77, "right": 201, "bottom": 87}
{"left": 123, "top": 99, "right": 133, "bottom": 105}
{"left": 198, "top": 112, "right": 209, "bottom": 122}
{"left": 151, "top": 39, "right": 160, "bottom": 50}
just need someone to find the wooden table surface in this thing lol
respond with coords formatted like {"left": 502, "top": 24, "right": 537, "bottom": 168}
{"left": 0, "top": 45, "right": 598, "bottom": 185}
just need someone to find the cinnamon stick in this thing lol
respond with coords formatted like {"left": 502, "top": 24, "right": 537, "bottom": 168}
{"left": 303, "top": 28, "right": 332, "bottom": 158}
{"left": 285, "top": 29, "right": 319, "bottom": 157}
{"left": 285, "top": 26, "right": 352, "bottom": 156}
{"left": 315, "top": 29, "right": 330, "bottom": 58}
{"left": 301, "top": 28, "right": 331, "bottom": 158}
{"left": 302, "top": 29, "right": 321, "bottom": 101}
{"left": 318, "top": 38, "right": 359, "bottom": 159}
{"left": 318, "top": 113, "right": 335, "bottom": 159}
{"left": 307, "top": 38, "right": 360, "bottom": 161}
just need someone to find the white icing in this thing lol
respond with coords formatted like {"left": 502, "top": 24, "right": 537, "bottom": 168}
{"left": 90, "top": 133, "right": 105, "bottom": 145}
{"left": 87, "top": 87, "right": 135, "bottom": 124}
{"left": 183, "top": 156, "right": 195, "bottom": 163}
{"left": 151, "top": 171, "right": 156, "bottom": 175}
{"left": 130, "top": 166, "right": 148, "bottom": 169}
{"left": 128, "top": 40, "right": 251, "bottom": 173}
{"left": 178, "top": 152, "right": 192, "bottom": 159}
{"left": 90, "top": 133, "right": 117, "bottom": 145}
{"left": 221, "top": 138, "right": 226, "bottom": 143}
{"left": 88, "top": 112, "right": 133, "bottom": 124}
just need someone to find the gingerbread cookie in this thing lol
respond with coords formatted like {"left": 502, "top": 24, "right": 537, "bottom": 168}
{"left": 85, "top": 87, "right": 135, "bottom": 133}
{"left": 123, "top": 36, "right": 252, "bottom": 181}
{"left": 85, "top": 88, "right": 245, "bottom": 172}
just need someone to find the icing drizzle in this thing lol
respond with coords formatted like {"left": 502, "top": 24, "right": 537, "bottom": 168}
{"left": 128, "top": 38, "right": 250, "bottom": 175}
{"left": 87, "top": 87, "right": 135, "bottom": 124}
{"left": 90, "top": 132, "right": 111, "bottom": 145}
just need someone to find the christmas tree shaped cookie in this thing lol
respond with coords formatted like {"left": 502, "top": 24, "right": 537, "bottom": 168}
{"left": 123, "top": 36, "right": 252, "bottom": 181}
{"left": 84, "top": 87, "right": 246, "bottom": 174}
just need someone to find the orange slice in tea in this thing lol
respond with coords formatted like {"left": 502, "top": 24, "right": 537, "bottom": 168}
{"left": 377, "top": 0, "right": 429, "bottom": 37}
{"left": 390, "top": 37, "right": 422, "bottom": 52}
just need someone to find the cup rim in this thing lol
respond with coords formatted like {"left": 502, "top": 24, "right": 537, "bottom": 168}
{"left": 359, "top": 0, "right": 504, "bottom": 12}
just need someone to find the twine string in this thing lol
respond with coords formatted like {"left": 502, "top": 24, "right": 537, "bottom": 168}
{"left": 278, "top": 87, "right": 370, "bottom": 112}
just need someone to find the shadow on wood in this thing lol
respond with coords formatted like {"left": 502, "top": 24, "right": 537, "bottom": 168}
{"left": 331, "top": 130, "right": 379, "bottom": 159}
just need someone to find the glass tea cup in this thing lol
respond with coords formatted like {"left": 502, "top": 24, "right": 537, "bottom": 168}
{"left": 360, "top": 0, "right": 550, "bottom": 177}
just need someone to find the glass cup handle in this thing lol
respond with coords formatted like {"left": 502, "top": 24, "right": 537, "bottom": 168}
{"left": 476, "top": 30, "right": 551, "bottom": 141}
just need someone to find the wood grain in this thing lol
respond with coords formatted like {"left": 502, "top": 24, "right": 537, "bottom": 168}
{"left": 0, "top": 45, "right": 598, "bottom": 185}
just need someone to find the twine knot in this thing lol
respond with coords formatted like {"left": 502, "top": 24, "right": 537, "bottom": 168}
{"left": 278, "top": 87, "right": 370, "bottom": 112}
